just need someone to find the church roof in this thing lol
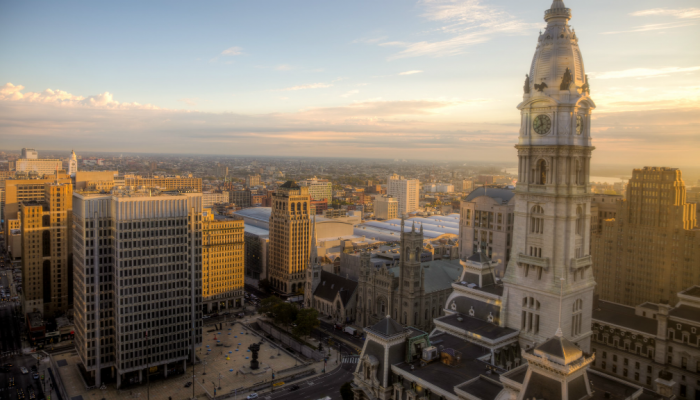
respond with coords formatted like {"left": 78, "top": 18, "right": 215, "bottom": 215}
{"left": 534, "top": 335, "right": 583, "bottom": 365}
{"left": 387, "top": 258, "right": 462, "bottom": 294}
{"left": 313, "top": 270, "right": 357, "bottom": 307}
{"left": 366, "top": 315, "right": 405, "bottom": 338}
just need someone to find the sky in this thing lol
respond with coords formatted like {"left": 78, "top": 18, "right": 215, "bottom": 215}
{"left": 0, "top": 0, "right": 699, "bottom": 165}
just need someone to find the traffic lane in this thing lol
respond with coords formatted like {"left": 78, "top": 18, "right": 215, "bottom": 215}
{"left": 316, "top": 322, "right": 364, "bottom": 348}
{"left": 0, "top": 355, "right": 46, "bottom": 400}
{"left": 266, "top": 364, "right": 352, "bottom": 400}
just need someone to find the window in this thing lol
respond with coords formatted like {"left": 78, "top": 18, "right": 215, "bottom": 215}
{"left": 571, "top": 299, "right": 583, "bottom": 336}
{"left": 530, "top": 205, "right": 544, "bottom": 234}
{"left": 576, "top": 206, "right": 584, "bottom": 236}
{"left": 536, "top": 159, "right": 547, "bottom": 185}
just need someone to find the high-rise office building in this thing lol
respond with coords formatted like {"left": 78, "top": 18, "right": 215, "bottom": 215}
{"left": 202, "top": 212, "right": 244, "bottom": 313}
{"left": 19, "top": 182, "right": 73, "bottom": 317}
{"left": 245, "top": 175, "right": 260, "bottom": 188}
{"left": 123, "top": 175, "right": 202, "bottom": 192}
{"left": 459, "top": 186, "right": 515, "bottom": 278}
{"left": 72, "top": 190, "right": 203, "bottom": 388}
{"left": 268, "top": 181, "right": 310, "bottom": 296}
{"left": 13, "top": 157, "right": 63, "bottom": 176}
{"left": 21, "top": 148, "right": 38, "bottom": 159}
{"left": 373, "top": 195, "right": 398, "bottom": 220}
{"left": 592, "top": 167, "right": 699, "bottom": 306}
{"left": 298, "top": 177, "right": 332, "bottom": 201}
{"left": 3, "top": 175, "right": 72, "bottom": 257}
{"left": 214, "top": 163, "right": 228, "bottom": 178}
{"left": 386, "top": 174, "right": 419, "bottom": 216}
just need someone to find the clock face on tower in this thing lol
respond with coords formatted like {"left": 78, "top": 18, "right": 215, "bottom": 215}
{"left": 533, "top": 115, "right": 551, "bottom": 135}
{"left": 576, "top": 115, "right": 583, "bottom": 135}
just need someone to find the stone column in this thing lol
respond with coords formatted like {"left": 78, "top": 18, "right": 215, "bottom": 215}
{"left": 117, "top": 373, "right": 121, "bottom": 389}
{"left": 139, "top": 369, "right": 142, "bottom": 383}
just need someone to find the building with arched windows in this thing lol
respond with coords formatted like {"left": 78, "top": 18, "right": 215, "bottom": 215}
{"left": 351, "top": 2, "right": 676, "bottom": 400}
{"left": 268, "top": 181, "right": 311, "bottom": 296}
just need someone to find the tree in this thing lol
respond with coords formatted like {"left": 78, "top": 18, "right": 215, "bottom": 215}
{"left": 293, "top": 308, "right": 320, "bottom": 340}
{"left": 340, "top": 381, "right": 354, "bottom": 400}
{"left": 260, "top": 296, "right": 283, "bottom": 318}
{"left": 275, "top": 302, "right": 299, "bottom": 328}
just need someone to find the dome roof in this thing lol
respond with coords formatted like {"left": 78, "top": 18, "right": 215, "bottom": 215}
{"left": 527, "top": 0, "right": 587, "bottom": 95}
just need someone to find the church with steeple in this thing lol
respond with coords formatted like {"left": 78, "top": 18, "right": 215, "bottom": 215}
{"left": 351, "top": 2, "right": 663, "bottom": 400}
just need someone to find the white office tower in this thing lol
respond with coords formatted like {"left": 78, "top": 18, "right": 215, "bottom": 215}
{"left": 72, "top": 190, "right": 203, "bottom": 388}
{"left": 21, "top": 148, "right": 38, "bottom": 159}
{"left": 386, "top": 174, "right": 419, "bottom": 216}
{"left": 68, "top": 150, "right": 78, "bottom": 177}
{"left": 502, "top": 0, "right": 596, "bottom": 352}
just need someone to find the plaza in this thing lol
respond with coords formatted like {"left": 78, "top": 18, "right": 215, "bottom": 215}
{"left": 52, "top": 320, "right": 333, "bottom": 400}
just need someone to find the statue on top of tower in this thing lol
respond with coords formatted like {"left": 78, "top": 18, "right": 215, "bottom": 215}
{"left": 560, "top": 67, "right": 573, "bottom": 90}
{"left": 523, "top": 74, "right": 530, "bottom": 94}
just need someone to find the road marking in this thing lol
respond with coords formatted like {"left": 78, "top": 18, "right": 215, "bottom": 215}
{"left": 342, "top": 356, "right": 358, "bottom": 364}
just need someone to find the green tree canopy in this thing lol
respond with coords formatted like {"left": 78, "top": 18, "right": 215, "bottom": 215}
{"left": 293, "top": 308, "right": 320, "bottom": 339}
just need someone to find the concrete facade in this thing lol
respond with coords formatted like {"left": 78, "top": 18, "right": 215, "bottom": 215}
{"left": 387, "top": 174, "right": 419, "bottom": 216}
{"left": 374, "top": 195, "right": 398, "bottom": 220}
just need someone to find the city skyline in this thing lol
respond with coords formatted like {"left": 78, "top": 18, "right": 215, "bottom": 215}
{"left": 1, "top": 0, "right": 699, "bottom": 165}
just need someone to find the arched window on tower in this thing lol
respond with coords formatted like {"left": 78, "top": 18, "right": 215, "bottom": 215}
{"left": 530, "top": 205, "right": 544, "bottom": 234}
{"left": 572, "top": 299, "right": 583, "bottom": 336}
{"left": 576, "top": 206, "right": 584, "bottom": 235}
{"left": 537, "top": 159, "right": 548, "bottom": 185}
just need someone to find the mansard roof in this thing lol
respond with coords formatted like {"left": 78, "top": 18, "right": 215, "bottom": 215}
{"left": 534, "top": 335, "right": 583, "bottom": 365}
{"left": 366, "top": 315, "right": 405, "bottom": 338}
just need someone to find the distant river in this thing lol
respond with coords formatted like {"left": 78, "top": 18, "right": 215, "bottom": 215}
{"left": 504, "top": 168, "right": 624, "bottom": 184}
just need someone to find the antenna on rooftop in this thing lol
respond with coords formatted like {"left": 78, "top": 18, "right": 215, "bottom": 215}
{"left": 555, "top": 277, "right": 565, "bottom": 337}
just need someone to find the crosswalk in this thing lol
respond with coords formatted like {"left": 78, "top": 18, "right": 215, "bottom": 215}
{"left": 342, "top": 355, "right": 359, "bottom": 364}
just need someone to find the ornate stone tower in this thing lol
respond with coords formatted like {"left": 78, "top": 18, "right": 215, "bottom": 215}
{"left": 68, "top": 149, "right": 78, "bottom": 177}
{"left": 398, "top": 217, "right": 424, "bottom": 326}
{"left": 503, "top": 0, "right": 596, "bottom": 352}
{"left": 304, "top": 215, "right": 321, "bottom": 308}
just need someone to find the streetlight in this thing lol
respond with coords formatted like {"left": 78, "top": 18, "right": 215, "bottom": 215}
{"left": 202, "top": 360, "right": 207, "bottom": 375}
{"left": 218, "top": 374, "right": 223, "bottom": 390}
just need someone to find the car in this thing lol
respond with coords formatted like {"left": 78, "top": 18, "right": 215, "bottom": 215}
{"left": 2, "top": 364, "right": 13, "bottom": 368}
{"left": 20, "top": 367, "right": 28, "bottom": 374}
{"left": 30, "top": 366, "right": 37, "bottom": 372}
{"left": 8, "top": 377, "right": 15, "bottom": 386}
{"left": 289, "top": 385, "right": 300, "bottom": 391}
{"left": 246, "top": 394, "right": 259, "bottom": 400}
{"left": 33, "top": 373, "right": 39, "bottom": 380}
{"left": 184, "top": 382, "right": 192, "bottom": 388}
{"left": 17, "top": 389, "right": 25, "bottom": 399}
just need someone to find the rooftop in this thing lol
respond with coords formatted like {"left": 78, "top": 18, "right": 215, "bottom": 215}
{"left": 464, "top": 187, "right": 515, "bottom": 205}
{"left": 313, "top": 270, "right": 358, "bottom": 307}
{"left": 593, "top": 301, "right": 658, "bottom": 335}
{"left": 435, "top": 313, "right": 517, "bottom": 340}
{"left": 366, "top": 316, "right": 406, "bottom": 338}
{"left": 394, "top": 331, "right": 494, "bottom": 396}
{"left": 233, "top": 207, "right": 272, "bottom": 222}
{"left": 680, "top": 286, "right": 700, "bottom": 299}
{"left": 387, "top": 259, "right": 462, "bottom": 293}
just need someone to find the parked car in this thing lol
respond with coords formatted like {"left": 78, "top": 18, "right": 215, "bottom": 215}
{"left": 20, "top": 367, "right": 28, "bottom": 374}
{"left": 184, "top": 382, "right": 192, "bottom": 388}
{"left": 246, "top": 394, "right": 258, "bottom": 400}
{"left": 33, "top": 373, "right": 39, "bottom": 380}
{"left": 30, "top": 366, "right": 37, "bottom": 372}
{"left": 289, "top": 385, "right": 300, "bottom": 391}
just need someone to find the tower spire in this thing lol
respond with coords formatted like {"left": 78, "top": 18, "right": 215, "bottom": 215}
{"left": 309, "top": 214, "right": 318, "bottom": 267}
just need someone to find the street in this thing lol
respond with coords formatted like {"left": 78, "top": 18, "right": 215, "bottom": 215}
{"left": 262, "top": 355, "right": 357, "bottom": 400}
{"left": 0, "top": 271, "right": 22, "bottom": 358}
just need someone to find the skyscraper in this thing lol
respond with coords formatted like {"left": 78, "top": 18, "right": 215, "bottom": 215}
{"left": 268, "top": 181, "right": 310, "bottom": 296}
{"left": 19, "top": 181, "right": 73, "bottom": 317}
{"left": 202, "top": 212, "right": 245, "bottom": 313}
{"left": 592, "top": 167, "right": 699, "bottom": 306}
{"left": 502, "top": 0, "right": 596, "bottom": 352}
{"left": 386, "top": 174, "right": 419, "bottom": 216}
{"left": 72, "top": 190, "right": 203, "bottom": 388}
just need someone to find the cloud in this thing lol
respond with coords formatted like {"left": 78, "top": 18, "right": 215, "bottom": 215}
{"left": 380, "top": 0, "right": 539, "bottom": 59}
{"left": 0, "top": 83, "right": 160, "bottom": 110}
{"left": 276, "top": 64, "right": 292, "bottom": 71}
{"left": 631, "top": 8, "right": 700, "bottom": 19}
{"left": 399, "top": 70, "right": 424, "bottom": 76}
{"left": 604, "top": 7, "right": 700, "bottom": 34}
{"left": 221, "top": 46, "right": 243, "bottom": 56}
{"left": 602, "top": 22, "right": 696, "bottom": 34}
{"left": 278, "top": 82, "right": 333, "bottom": 91}
{"left": 594, "top": 67, "right": 700, "bottom": 80}
{"left": 340, "top": 90, "right": 360, "bottom": 98}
